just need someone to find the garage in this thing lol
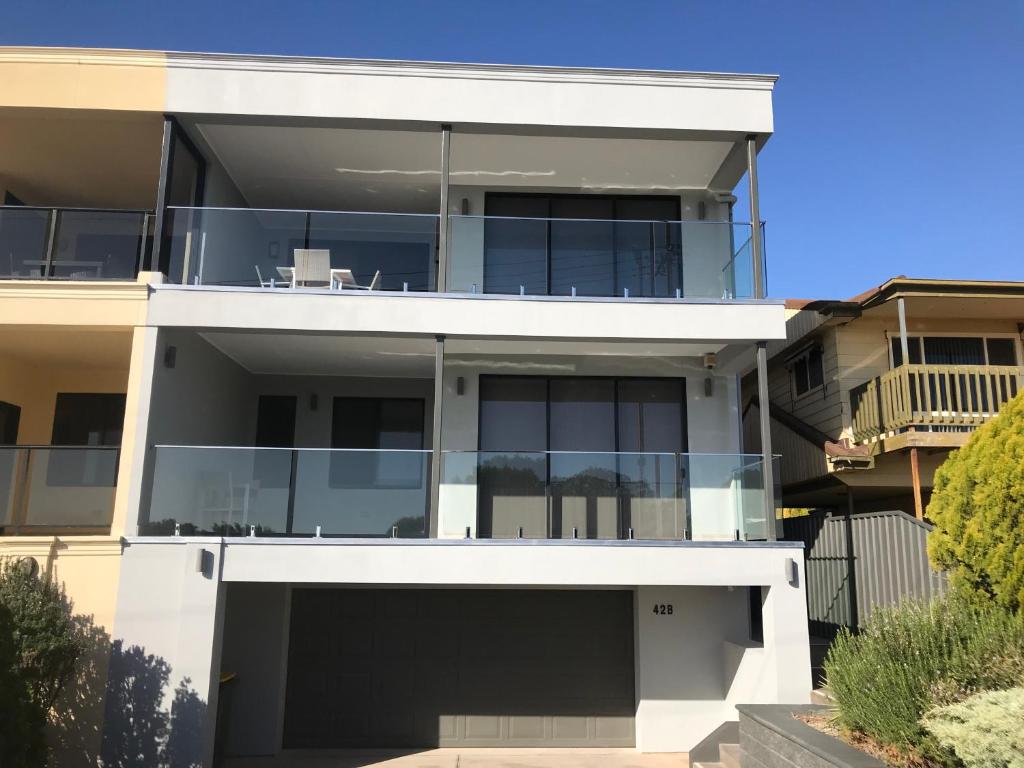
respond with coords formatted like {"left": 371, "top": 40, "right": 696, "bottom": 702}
{"left": 283, "top": 588, "right": 636, "bottom": 748}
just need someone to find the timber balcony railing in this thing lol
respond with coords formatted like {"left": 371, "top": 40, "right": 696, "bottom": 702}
{"left": 142, "top": 446, "right": 779, "bottom": 541}
{"left": 849, "top": 364, "right": 1023, "bottom": 444}
{"left": 0, "top": 206, "right": 153, "bottom": 280}
{"left": 0, "top": 446, "right": 119, "bottom": 534}
{"left": 166, "top": 207, "right": 763, "bottom": 300}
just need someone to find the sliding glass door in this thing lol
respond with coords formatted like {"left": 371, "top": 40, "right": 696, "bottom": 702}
{"left": 483, "top": 194, "right": 682, "bottom": 298}
{"left": 477, "top": 376, "right": 687, "bottom": 539}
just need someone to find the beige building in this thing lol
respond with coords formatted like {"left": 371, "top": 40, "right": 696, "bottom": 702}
{"left": 745, "top": 277, "right": 1024, "bottom": 518}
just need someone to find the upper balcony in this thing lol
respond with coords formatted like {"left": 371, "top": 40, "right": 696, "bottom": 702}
{"left": 164, "top": 206, "right": 759, "bottom": 301}
{"left": 850, "top": 363, "right": 1022, "bottom": 448}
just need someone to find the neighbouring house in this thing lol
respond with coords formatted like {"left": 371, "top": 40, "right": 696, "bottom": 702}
{"left": 0, "top": 47, "right": 812, "bottom": 765}
{"left": 743, "top": 278, "right": 1023, "bottom": 638}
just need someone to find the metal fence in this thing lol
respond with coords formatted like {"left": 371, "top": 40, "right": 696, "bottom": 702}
{"left": 784, "top": 509, "right": 947, "bottom": 636}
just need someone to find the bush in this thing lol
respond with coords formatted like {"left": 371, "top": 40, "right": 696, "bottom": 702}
{"left": 927, "top": 391, "right": 1024, "bottom": 613}
{"left": 922, "top": 687, "right": 1024, "bottom": 768}
{"left": 824, "top": 591, "right": 1024, "bottom": 761}
{"left": 0, "top": 559, "right": 87, "bottom": 767}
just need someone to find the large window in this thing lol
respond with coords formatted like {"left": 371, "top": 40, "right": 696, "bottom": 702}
{"left": 890, "top": 336, "right": 1019, "bottom": 367}
{"left": 330, "top": 397, "right": 425, "bottom": 488}
{"left": 51, "top": 393, "right": 126, "bottom": 446}
{"left": 477, "top": 376, "right": 687, "bottom": 539}
{"left": 483, "top": 193, "right": 682, "bottom": 297}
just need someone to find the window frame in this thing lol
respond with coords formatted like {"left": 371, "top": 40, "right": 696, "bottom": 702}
{"left": 886, "top": 332, "right": 1022, "bottom": 369}
{"left": 789, "top": 345, "right": 826, "bottom": 401}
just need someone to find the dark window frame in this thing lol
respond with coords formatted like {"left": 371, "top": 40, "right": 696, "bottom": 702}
{"left": 482, "top": 192, "right": 683, "bottom": 297}
{"left": 791, "top": 346, "right": 825, "bottom": 399}
{"left": 329, "top": 396, "right": 427, "bottom": 490}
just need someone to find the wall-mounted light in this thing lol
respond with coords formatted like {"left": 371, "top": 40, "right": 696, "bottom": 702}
{"left": 309, "top": 393, "right": 319, "bottom": 411}
{"left": 268, "top": 242, "right": 280, "bottom": 259}
{"left": 456, "top": 376, "right": 465, "bottom": 395}
{"left": 163, "top": 345, "right": 177, "bottom": 369}
{"left": 461, "top": 198, "right": 470, "bottom": 215}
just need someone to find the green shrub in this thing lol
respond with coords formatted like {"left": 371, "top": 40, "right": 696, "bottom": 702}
{"left": 922, "top": 687, "right": 1024, "bottom": 768}
{"left": 824, "top": 591, "right": 1024, "bottom": 760}
{"left": 0, "top": 559, "right": 88, "bottom": 767}
{"left": 928, "top": 391, "right": 1024, "bottom": 613}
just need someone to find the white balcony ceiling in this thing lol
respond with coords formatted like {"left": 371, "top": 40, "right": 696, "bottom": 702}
{"left": 197, "top": 330, "right": 726, "bottom": 378}
{"left": 196, "top": 123, "right": 735, "bottom": 213}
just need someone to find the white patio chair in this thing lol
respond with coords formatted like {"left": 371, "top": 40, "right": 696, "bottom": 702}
{"left": 254, "top": 265, "right": 290, "bottom": 288}
{"left": 353, "top": 270, "right": 382, "bottom": 291}
{"left": 293, "top": 249, "right": 331, "bottom": 288}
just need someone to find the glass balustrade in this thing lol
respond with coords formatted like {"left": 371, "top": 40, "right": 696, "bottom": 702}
{"left": 0, "top": 446, "right": 119, "bottom": 532}
{"left": 447, "top": 216, "right": 757, "bottom": 299}
{"left": 144, "top": 446, "right": 430, "bottom": 537}
{"left": 0, "top": 207, "right": 150, "bottom": 280}
{"left": 440, "top": 451, "right": 779, "bottom": 541}
{"left": 166, "top": 207, "right": 439, "bottom": 290}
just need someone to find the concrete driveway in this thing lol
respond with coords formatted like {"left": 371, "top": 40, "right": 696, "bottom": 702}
{"left": 223, "top": 748, "right": 690, "bottom": 768}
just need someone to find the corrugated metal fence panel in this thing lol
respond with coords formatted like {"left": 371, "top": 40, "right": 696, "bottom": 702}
{"left": 784, "top": 510, "right": 947, "bottom": 634}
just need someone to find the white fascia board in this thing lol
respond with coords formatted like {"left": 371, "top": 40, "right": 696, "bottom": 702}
{"left": 147, "top": 287, "right": 787, "bottom": 343}
{"left": 164, "top": 52, "right": 775, "bottom": 135}
{"left": 122, "top": 538, "right": 802, "bottom": 588}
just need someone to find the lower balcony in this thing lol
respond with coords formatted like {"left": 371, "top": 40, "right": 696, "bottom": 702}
{"left": 0, "top": 446, "right": 119, "bottom": 534}
{"left": 141, "top": 447, "right": 778, "bottom": 542}
{"left": 850, "top": 363, "right": 1022, "bottom": 446}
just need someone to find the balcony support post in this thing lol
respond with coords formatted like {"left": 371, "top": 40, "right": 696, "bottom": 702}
{"left": 910, "top": 447, "right": 924, "bottom": 520}
{"left": 428, "top": 335, "right": 446, "bottom": 537}
{"left": 746, "top": 136, "right": 765, "bottom": 298}
{"left": 897, "top": 297, "right": 910, "bottom": 365}
{"left": 437, "top": 124, "right": 452, "bottom": 292}
{"left": 152, "top": 118, "right": 174, "bottom": 277}
{"left": 756, "top": 341, "right": 777, "bottom": 540}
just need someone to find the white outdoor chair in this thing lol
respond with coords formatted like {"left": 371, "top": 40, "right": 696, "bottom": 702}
{"left": 293, "top": 249, "right": 331, "bottom": 288}
{"left": 254, "top": 265, "right": 290, "bottom": 288}
{"left": 360, "top": 270, "right": 382, "bottom": 291}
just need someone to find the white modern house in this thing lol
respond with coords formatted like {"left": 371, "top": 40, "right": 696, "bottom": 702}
{"left": 0, "top": 48, "right": 811, "bottom": 764}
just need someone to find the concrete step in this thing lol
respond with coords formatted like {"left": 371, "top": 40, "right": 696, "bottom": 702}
{"left": 691, "top": 762, "right": 723, "bottom": 768}
{"left": 718, "top": 743, "right": 741, "bottom": 768}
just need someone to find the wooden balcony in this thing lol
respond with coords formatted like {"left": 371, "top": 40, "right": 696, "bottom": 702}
{"left": 850, "top": 364, "right": 1023, "bottom": 446}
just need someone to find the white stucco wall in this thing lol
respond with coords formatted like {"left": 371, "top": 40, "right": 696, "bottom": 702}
{"left": 110, "top": 539, "right": 810, "bottom": 756}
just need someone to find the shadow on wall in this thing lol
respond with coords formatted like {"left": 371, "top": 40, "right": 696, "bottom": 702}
{"left": 47, "top": 611, "right": 206, "bottom": 768}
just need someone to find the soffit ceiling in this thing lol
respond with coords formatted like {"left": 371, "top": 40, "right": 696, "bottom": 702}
{"left": 196, "top": 123, "right": 734, "bottom": 213}
{"left": 198, "top": 331, "right": 727, "bottom": 378}
{"left": 0, "top": 109, "right": 163, "bottom": 209}
{"left": 0, "top": 326, "right": 133, "bottom": 369}
{"left": 862, "top": 295, "right": 1024, "bottom": 322}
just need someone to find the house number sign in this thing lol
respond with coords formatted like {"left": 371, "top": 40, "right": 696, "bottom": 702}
{"left": 652, "top": 604, "right": 674, "bottom": 615}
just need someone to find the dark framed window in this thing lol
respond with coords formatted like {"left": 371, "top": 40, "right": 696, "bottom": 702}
{"left": 51, "top": 393, "right": 126, "bottom": 446}
{"left": 330, "top": 397, "right": 425, "bottom": 488}
{"left": 48, "top": 393, "right": 125, "bottom": 488}
{"left": 891, "top": 335, "right": 1018, "bottom": 367}
{"left": 792, "top": 347, "right": 825, "bottom": 397}
{"left": 0, "top": 401, "right": 20, "bottom": 444}
{"left": 476, "top": 376, "right": 687, "bottom": 540}
{"left": 483, "top": 193, "right": 682, "bottom": 298}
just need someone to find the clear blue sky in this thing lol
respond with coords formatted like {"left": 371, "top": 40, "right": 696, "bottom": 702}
{"left": 4, "top": 1, "right": 1022, "bottom": 298}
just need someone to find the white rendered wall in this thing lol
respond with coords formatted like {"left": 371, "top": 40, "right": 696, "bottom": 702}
{"left": 104, "top": 540, "right": 225, "bottom": 768}
{"left": 111, "top": 540, "right": 810, "bottom": 756}
{"left": 164, "top": 56, "right": 774, "bottom": 135}
{"left": 147, "top": 286, "right": 787, "bottom": 345}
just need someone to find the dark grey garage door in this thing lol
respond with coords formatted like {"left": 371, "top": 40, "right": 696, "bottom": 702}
{"left": 283, "top": 588, "right": 635, "bottom": 748}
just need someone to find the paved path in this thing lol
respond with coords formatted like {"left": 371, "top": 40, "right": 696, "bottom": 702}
{"left": 225, "top": 748, "right": 690, "bottom": 768}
